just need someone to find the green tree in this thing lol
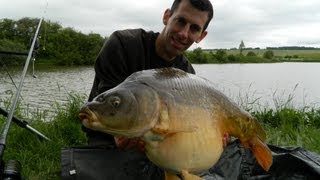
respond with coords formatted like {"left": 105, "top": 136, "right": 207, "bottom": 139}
{"left": 263, "top": 50, "right": 274, "bottom": 59}
{"left": 215, "top": 49, "right": 227, "bottom": 63}
{"left": 207, "top": 51, "right": 217, "bottom": 63}
{"left": 15, "top": 17, "right": 40, "bottom": 45}
{"left": 194, "top": 47, "right": 208, "bottom": 63}
{"left": 0, "top": 18, "right": 104, "bottom": 66}
{"left": 78, "top": 33, "right": 105, "bottom": 65}
{"left": 239, "top": 40, "right": 245, "bottom": 54}
{"left": 0, "top": 18, "right": 16, "bottom": 40}
{"left": 185, "top": 47, "right": 208, "bottom": 64}
{"left": 246, "top": 51, "right": 257, "bottom": 57}
{"left": 227, "top": 54, "right": 237, "bottom": 62}
{"left": 0, "top": 17, "right": 49, "bottom": 51}
{"left": 0, "top": 39, "right": 26, "bottom": 64}
{"left": 37, "top": 20, "right": 63, "bottom": 58}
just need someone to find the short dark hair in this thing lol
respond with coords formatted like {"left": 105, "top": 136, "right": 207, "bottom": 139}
{"left": 170, "top": 0, "right": 214, "bottom": 31}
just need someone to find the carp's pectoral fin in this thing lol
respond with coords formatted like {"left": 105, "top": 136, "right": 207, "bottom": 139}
{"left": 249, "top": 137, "right": 273, "bottom": 172}
{"left": 152, "top": 126, "right": 196, "bottom": 136}
{"left": 153, "top": 104, "right": 197, "bottom": 136}
{"left": 144, "top": 126, "right": 196, "bottom": 142}
{"left": 165, "top": 170, "right": 203, "bottom": 180}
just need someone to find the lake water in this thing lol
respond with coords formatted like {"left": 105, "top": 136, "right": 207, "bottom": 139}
{"left": 1, "top": 63, "right": 320, "bottom": 118}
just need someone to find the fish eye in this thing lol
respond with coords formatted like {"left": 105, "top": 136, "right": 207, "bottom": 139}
{"left": 109, "top": 96, "right": 121, "bottom": 108}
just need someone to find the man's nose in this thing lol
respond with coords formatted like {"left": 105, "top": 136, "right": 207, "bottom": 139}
{"left": 178, "top": 25, "right": 189, "bottom": 39}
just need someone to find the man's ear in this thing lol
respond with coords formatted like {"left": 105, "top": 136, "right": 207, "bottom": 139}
{"left": 163, "top": 9, "right": 171, "bottom": 25}
{"left": 196, "top": 31, "right": 208, "bottom": 43}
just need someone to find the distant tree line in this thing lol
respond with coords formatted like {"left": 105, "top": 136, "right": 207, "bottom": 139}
{"left": 186, "top": 40, "right": 320, "bottom": 63}
{"left": 226, "top": 46, "right": 319, "bottom": 51}
{"left": 266, "top": 46, "right": 320, "bottom": 50}
{"left": 0, "top": 17, "right": 105, "bottom": 66}
{"left": 185, "top": 48, "right": 277, "bottom": 64}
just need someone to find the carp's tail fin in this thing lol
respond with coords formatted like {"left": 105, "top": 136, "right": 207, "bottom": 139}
{"left": 251, "top": 137, "right": 273, "bottom": 171}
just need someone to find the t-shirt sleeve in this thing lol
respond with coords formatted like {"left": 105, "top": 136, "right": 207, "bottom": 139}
{"left": 175, "top": 56, "right": 196, "bottom": 75}
{"left": 187, "top": 63, "right": 196, "bottom": 74}
{"left": 89, "top": 32, "right": 130, "bottom": 100}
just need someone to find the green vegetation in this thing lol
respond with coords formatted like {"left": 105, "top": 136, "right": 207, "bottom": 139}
{"left": 184, "top": 48, "right": 278, "bottom": 63}
{"left": 185, "top": 48, "right": 320, "bottom": 64}
{"left": 223, "top": 49, "right": 320, "bottom": 62}
{"left": 0, "top": 94, "right": 87, "bottom": 179}
{"left": 263, "top": 50, "right": 274, "bottom": 59}
{"left": 0, "top": 17, "right": 104, "bottom": 66}
{"left": 254, "top": 108, "right": 320, "bottom": 151}
{"left": 0, "top": 93, "right": 319, "bottom": 179}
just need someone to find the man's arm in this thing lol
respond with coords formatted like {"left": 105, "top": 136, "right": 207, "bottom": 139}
{"left": 85, "top": 31, "right": 131, "bottom": 145}
{"left": 88, "top": 31, "right": 130, "bottom": 101}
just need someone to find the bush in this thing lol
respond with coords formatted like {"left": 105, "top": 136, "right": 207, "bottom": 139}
{"left": 215, "top": 49, "right": 227, "bottom": 63}
{"left": 246, "top": 51, "right": 257, "bottom": 57}
{"left": 0, "top": 39, "right": 27, "bottom": 65}
{"left": 263, "top": 50, "right": 274, "bottom": 59}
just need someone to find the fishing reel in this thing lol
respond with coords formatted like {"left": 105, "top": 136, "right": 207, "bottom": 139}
{"left": 1, "top": 160, "right": 22, "bottom": 180}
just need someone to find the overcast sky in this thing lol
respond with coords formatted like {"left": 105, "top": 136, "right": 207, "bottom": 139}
{"left": 1, "top": 0, "right": 320, "bottom": 49}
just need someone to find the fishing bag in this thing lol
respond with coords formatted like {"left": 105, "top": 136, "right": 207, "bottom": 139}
{"left": 61, "top": 145, "right": 164, "bottom": 180}
{"left": 61, "top": 140, "right": 320, "bottom": 180}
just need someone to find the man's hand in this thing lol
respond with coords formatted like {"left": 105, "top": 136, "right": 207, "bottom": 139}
{"left": 223, "top": 133, "right": 231, "bottom": 147}
{"left": 114, "top": 137, "right": 145, "bottom": 152}
{"left": 115, "top": 133, "right": 229, "bottom": 152}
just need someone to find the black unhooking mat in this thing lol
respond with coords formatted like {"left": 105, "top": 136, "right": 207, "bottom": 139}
{"left": 61, "top": 140, "right": 320, "bottom": 180}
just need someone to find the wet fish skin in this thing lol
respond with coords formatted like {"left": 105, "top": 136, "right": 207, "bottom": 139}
{"left": 79, "top": 67, "right": 273, "bottom": 179}
{"left": 80, "top": 84, "right": 161, "bottom": 137}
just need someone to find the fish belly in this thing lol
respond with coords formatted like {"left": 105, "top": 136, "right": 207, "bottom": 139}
{"left": 146, "top": 124, "right": 224, "bottom": 174}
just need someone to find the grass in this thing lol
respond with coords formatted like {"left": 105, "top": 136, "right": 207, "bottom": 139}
{"left": 0, "top": 94, "right": 87, "bottom": 179}
{"left": 0, "top": 93, "right": 319, "bottom": 179}
{"left": 253, "top": 107, "right": 320, "bottom": 151}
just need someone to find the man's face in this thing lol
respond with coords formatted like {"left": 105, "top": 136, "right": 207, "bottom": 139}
{"left": 162, "top": 0, "right": 209, "bottom": 56}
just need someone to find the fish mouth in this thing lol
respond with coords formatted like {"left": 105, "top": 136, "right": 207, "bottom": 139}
{"left": 78, "top": 109, "right": 136, "bottom": 137}
{"left": 79, "top": 107, "right": 97, "bottom": 126}
{"left": 79, "top": 112, "right": 90, "bottom": 122}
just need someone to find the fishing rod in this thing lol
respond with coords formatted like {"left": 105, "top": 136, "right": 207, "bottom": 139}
{"left": 0, "top": 107, "right": 50, "bottom": 141}
{"left": 0, "top": 17, "right": 46, "bottom": 179}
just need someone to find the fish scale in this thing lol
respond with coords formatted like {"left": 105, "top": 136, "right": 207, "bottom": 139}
{"left": 140, "top": 71, "right": 214, "bottom": 109}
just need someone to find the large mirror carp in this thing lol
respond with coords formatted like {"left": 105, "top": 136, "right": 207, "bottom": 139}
{"left": 79, "top": 67, "right": 272, "bottom": 179}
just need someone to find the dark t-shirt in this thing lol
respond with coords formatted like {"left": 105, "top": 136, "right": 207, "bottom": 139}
{"left": 85, "top": 28, "right": 195, "bottom": 143}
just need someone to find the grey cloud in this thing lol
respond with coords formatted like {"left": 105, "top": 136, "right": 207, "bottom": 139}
{"left": 1, "top": 0, "right": 319, "bottom": 48}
